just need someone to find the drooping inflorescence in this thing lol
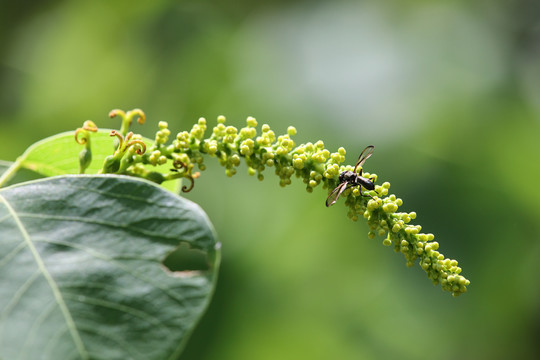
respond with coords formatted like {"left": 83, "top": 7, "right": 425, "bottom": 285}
{"left": 78, "top": 109, "right": 470, "bottom": 296}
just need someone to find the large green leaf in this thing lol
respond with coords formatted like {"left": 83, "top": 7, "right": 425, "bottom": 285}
{"left": 1, "top": 130, "right": 179, "bottom": 192}
{"left": 0, "top": 175, "right": 220, "bottom": 360}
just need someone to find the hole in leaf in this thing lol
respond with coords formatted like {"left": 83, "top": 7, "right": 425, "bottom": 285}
{"left": 162, "top": 243, "right": 210, "bottom": 274}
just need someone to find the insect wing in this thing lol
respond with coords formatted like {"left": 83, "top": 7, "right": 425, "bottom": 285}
{"left": 325, "top": 182, "right": 348, "bottom": 207}
{"left": 353, "top": 145, "right": 374, "bottom": 173}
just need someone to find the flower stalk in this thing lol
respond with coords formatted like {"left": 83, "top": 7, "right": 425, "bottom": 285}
{"left": 74, "top": 120, "right": 98, "bottom": 173}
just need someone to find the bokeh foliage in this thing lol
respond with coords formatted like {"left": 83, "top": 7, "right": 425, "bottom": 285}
{"left": 1, "top": 1, "right": 539, "bottom": 359}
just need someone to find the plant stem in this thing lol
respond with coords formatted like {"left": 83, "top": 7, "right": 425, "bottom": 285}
{"left": 0, "top": 158, "right": 23, "bottom": 188}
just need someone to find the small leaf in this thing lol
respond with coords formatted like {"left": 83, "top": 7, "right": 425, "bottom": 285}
{"left": 7, "top": 130, "right": 179, "bottom": 192}
{"left": 18, "top": 130, "right": 128, "bottom": 175}
{"left": 0, "top": 175, "right": 220, "bottom": 360}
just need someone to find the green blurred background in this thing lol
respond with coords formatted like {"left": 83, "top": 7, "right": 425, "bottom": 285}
{"left": 1, "top": 1, "right": 540, "bottom": 359}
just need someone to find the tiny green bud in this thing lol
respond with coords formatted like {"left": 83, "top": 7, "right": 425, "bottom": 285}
{"left": 293, "top": 158, "right": 304, "bottom": 169}
{"left": 78, "top": 148, "right": 92, "bottom": 174}
{"left": 102, "top": 155, "right": 120, "bottom": 173}
{"left": 240, "top": 145, "right": 250, "bottom": 155}
{"left": 287, "top": 126, "right": 297, "bottom": 136}
{"left": 246, "top": 116, "right": 257, "bottom": 127}
{"left": 367, "top": 200, "right": 378, "bottom": 211}
{"left": 231, "top": 154, "right": 241, "bottom": 166}
{"left": 158, "top": 155, "right": 167, "bottom": 165}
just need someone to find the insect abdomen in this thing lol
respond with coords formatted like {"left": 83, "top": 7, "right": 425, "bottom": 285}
{"left": 358, "top": 176, "right": 375, "bottom": 190}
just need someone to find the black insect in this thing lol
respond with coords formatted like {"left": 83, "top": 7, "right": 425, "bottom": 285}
{"left": 326, "top": 145, "right": 376, "bottom": 207}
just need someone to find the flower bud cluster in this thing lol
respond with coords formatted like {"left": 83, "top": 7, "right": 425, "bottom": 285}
{"left": 155, "top": 121, "right": 171, "bottom": 145}
{"left": 359, "top": 184, "right": 470, "bottom": 296}
{"left": 93, "top": 109, "right": 470, "bottom": 296}
{"left": 136, "top": 115, "right": 345, "bottom": 194}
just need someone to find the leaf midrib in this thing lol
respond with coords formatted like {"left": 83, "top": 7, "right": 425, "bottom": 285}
{"left": 0, "top": 194, "right": 89, "bottom": 360}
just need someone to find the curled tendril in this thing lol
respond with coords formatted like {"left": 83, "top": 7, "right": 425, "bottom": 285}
{"left": 109, "top": 130, "right": 124, "bottom": 150}
{"left": 124, "top": 131, "right": 134, "bottom": 143}
{"left": 110, "top": 109, "right": 145, "bottom": 139}
{"left": 172, "top": 159, "right": 187, "bottom": 171}
{"left": 171, "top": 160, "right": 200, "bottom": 193}
{"left": 109, "top": 130, "right": 146, "bottom": 155}
{"left": 180, "top": 173, "right": 200, "bottom": 193}
{"left": 181, "top": 175, "right": 195, "bottom": 193}
{"left": 109, "top": 109, "right": 125, "bottom": 119}
{"left": 82, "top": 120, "right": 98, "bottom": 132}
{"left": 75, "top": 120, "right": 98, "bottom": 144}
{"left": 75, "top": 129, "right": 88, "bottom": 144}
{"left": 127, "top": 108, "right": 146, "bottom": 125}
{"left": 126, "top": 139, "right": 146, "bottom": 155}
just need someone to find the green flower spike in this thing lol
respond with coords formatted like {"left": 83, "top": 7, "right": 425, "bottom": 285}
{"left": 89, "top": 109, "right": 470, "bottom": 297}
{"left": 153, "top": 114, "right": 469, "bottom": 297}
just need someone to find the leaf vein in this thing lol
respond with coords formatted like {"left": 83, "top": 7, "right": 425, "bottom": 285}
{"left": 0, "top": 241, "right": 27, "bottom": 269}
{"left": 62, "top": 293, "right": 169, "bottom": 331}
{"left": 17, "top": 212, "right": 184, "bottom": 242}
{"left": 18, "top": 300, "right": 59, "bottom": 359}
{"left": 0, "top": 269, "right": 41, "bottom": 320}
